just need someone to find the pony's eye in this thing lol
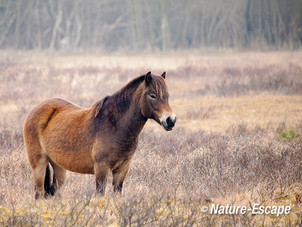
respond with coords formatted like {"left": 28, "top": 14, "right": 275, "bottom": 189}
{"left": 149, "top": 94, "right": 157, "bottom": 99}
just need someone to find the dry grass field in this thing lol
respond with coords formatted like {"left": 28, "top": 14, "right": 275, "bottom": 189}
{"left": 0, "top": 51, "right": 302, "bottom": 226}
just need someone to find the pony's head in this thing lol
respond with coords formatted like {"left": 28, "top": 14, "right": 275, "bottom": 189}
{"left": 140, "top": 71, "right": 176, "bottom": 131}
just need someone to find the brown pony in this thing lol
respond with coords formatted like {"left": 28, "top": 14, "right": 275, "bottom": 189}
{"left": 23, "top": 71, "right": 176, "bottom": 199}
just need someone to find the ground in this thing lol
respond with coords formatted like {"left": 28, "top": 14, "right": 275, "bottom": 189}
{"left": 0, "top": 51, "right": 301, "bottom": 226}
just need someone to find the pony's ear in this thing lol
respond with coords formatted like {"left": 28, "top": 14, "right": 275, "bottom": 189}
{"left": 145, "top": 71, "right": 152, "bottom": 86}
{"left": 94, "top": 96, "right": 109, "bottom": 118}
{"left": 161, "top": 71, "right": 166, "bottom": 79}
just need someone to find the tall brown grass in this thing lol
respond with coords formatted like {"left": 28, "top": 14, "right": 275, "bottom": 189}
{"left": 0, "top": 51, "right": 301, "bottom": 226}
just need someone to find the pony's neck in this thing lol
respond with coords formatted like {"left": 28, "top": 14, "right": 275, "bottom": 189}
{"left": 109, "top": 76, "right": 147, "bottom": 138}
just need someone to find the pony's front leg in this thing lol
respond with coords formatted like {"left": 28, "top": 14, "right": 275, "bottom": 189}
{"left": 94, "top": 162, "right": 109, "bottom": 195}
{"left": 112, "top": 163, "right": 130, "bottom": 195}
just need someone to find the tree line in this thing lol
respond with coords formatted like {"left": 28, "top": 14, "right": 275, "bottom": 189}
{"left": 0, "top": 0, "right": 301, "bottom": 51}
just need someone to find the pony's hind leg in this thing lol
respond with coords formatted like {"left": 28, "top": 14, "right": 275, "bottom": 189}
{"left": 49, "top": 161, "right": 66, "bottom": 196}
{"left": 31, "top": 155, "right": 49, "bottom": 199}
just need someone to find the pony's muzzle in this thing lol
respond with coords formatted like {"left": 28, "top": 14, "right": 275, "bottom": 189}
{"left": 161, "top": 113, "right": 176, "bottom": 131}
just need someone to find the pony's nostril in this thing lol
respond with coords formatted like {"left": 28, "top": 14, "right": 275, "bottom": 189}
{"left": 166, "top": 116, "right": 175, "bottom": 128}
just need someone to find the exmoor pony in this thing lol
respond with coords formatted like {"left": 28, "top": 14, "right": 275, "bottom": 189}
{"left": 23, "top": 72, "right": 176, "bottom": 199}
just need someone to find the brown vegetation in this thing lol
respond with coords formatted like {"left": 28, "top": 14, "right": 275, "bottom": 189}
{"left": 0, "top": 51, "right": 301, "bottom": 226}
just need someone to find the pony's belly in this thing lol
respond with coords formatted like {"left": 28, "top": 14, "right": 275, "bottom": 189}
{"left": 46, "top": 148, "right": 94, "bottom": 174}
{"left": 41, "top": 127, "right": 95, "bottom": 174}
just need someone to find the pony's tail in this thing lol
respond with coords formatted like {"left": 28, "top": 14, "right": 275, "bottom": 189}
{"left": 44, "top": 164, "right": 51, "bottom": 197}
{"left": 44, "top": 164, "right": 56, "bottom": 197}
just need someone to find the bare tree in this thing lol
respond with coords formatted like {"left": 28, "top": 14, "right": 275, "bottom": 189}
{"left": 0, "top": 0, "right": 301, "bottom": 51}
